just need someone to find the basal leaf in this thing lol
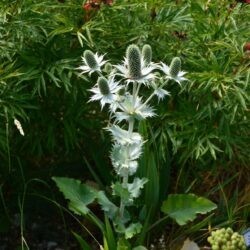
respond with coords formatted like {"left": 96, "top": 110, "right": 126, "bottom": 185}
{"left": 161, "top": 194, "right": 217, "bottom": 225}
{"left": 52, "top": 177, "right": 97, "bottom": 215}
{"left": 124, "top": 222, "right": 142, "bottom": 239}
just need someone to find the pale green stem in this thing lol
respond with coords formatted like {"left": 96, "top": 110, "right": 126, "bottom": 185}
{"left": 135, "top": 82, "right": 142, "bottom": 98}
{"left": 119, "top": 118, "right": 134, "bottom": 218}
{"left": 132, "top": 82, "right": 138, "bottom": 107}
{"left": 140, "top": 92, "right": 155, "bottom": 109}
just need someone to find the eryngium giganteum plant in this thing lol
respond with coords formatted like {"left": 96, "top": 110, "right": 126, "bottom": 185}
{"left": 78, "top": 44, "right": 187, "bottom": 238}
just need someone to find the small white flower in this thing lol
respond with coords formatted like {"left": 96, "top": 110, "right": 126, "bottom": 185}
{"left": 159, "top": 62, "right": 187, "bottom": 85}
{"left": 78, "top": 50, "right": 107, "bottom": 76}
{"left": 89, "top": 76, "right": 122, "bottom": 109}
{"left": 115, "top": 94, "right": 155, "bottom": 122}
{"left": 14, "top": 118, "right": 24, "bottom": 136}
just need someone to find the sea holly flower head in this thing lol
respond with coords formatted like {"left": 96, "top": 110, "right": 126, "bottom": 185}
{"left": 160, "top": 57, "right": 187, "bottom": 85}
{"left": 89, "top": 76, "right": 121, "bottom": 109}
{"left": 79, "top": 50, "right": 107, "bottom": 75}
{"left": 114, "top": 44, "right": 157, "bottom": 85}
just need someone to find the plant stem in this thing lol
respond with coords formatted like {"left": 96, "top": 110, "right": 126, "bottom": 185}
{"left": 4, "top": 108, "right": 11, "bottom": 173}
{"left": 119, "top": 118, "right": 135, "bottom": 218}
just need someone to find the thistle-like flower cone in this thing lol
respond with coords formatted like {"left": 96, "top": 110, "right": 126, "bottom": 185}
{"left": 142, "top": 44, "right": 152, "bottom": 66}
{"left": 84, "top": 50, "right": 98, "bottom": 69}
{"left": 169, "top": 57, "right": 181, "bottom": 78}
{"left": 126, "top": 44, "right": 142, "bottom": 79}
{"left": 98, "top": 77, "right": 110, "bottom": 95}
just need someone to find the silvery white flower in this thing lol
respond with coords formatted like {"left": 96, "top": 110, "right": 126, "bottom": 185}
{"left": 159, "top": 60, "right": 187, "bottom": 85}
{"left": 89, "top": 76, "right": 122, "bottom": 109}
{"left": 115, "top": 94, "right": 155, "bottom": 122}
{"left": 78, "top": 50, "right": 107, "bottom": 76}
{"left": 108, "top": 125, "right": 142, "bottom": 145}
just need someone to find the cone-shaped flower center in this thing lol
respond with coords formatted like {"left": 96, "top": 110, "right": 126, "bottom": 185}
{"left": 98, "top": 77, "right": 110, "bottom": 95}
{"left": 126, "top": 45, "right": 142, "bottom": 79}
{"left": 169, "top": 57, "right": 181, "bottom": 78}
{"left": 142, "top": 44, "right": 152, "bottom": 66}
{"left": 84, "top": 50, "right": 98, "bottom": 69}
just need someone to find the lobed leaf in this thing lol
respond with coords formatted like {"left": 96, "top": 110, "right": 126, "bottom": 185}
{"left": 161, "top": 194, "right": 217, "bottom": 225}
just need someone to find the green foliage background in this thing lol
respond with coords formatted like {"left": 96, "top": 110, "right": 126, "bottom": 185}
{"left": 0, "top": 0, "right": 249, "bottom": 248}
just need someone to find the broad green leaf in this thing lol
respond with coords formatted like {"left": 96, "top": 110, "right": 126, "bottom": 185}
{"left": 161, "top": 194, "right": 217, "bottom": 225}
{"left": 52, "top": 177, "right": 97, "bottom": 215}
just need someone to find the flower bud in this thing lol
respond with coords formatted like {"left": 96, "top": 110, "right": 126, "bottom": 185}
{"left": 84, "top": 50, "right": 98, "bottom": 69}
{"left": 126, "top": 44, "right": 142, "bottom": 79}
{"left": 169, "top": 57, "right": 181, "bottom": 78}
{"left": 97, "top": 77, "right": 110, "bottom": 95}
{"left": 104, "top": 62, "right": 113, "bottom": 74}
{"left": 142, "top": 44, "right": 152, "bottom": 66}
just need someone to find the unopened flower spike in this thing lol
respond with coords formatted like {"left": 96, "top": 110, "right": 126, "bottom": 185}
{"left": 127, "top": 44, "right": 142, "bottom": 80}
{"left": 78, "top": 50, "right": 107, "bottom": 76}
{"left": 142, "top": 44, "right": 152, "bottom": 66}
{"left": 169, "top": 57, "right": 181, "bottom": 78}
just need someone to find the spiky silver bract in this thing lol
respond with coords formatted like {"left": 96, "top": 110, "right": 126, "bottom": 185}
{"left": 89, "top": 76, "right": 121, "bottom": 109}
{"left": 111, "top": 142, "right": 143, "bottom": 177}
{"left": 108, "top": 125, "right": 142, "bottom": 145}
{"left": 115, "top": 95, "right": 155, "bottom": 122}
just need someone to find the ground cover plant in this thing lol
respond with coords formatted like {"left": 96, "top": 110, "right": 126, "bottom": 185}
{"left": 0, "top": 0, "right": 249, "bottom": 249}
